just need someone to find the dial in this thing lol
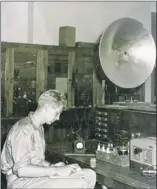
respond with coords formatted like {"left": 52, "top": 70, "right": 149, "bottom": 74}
{"left": 76, "top": 142, "right": 84, "bottom": 149}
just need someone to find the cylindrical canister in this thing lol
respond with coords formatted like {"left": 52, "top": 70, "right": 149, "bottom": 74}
{"left": 90, "top": 158, "right": 96, "bottom": 168}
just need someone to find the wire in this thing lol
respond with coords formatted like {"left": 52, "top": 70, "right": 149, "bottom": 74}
{"left": 86, "top": 63, "right": 100, "bottom": 106}
{"left": 68, "top": 57, "right": 100, "bottom": 139}
{"left": 81, "top": 62, "right": 100, "bottom": 127}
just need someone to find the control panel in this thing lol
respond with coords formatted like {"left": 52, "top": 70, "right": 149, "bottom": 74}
{"left": 94, "top": 107, "right": 124, "bottom": 142}
{"left": 95, "top": 109, "right": 109, "bottom": 142}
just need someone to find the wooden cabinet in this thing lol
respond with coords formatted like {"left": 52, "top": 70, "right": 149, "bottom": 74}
{"left": 4, "top": 48, "right": 14, "bottom": 117}
{"left": 14, "top": 48, "right": 37, "bottom": 116}
{"left": 1, "top": 42, "right": 78, "bottom": 117}
{"left": 1, "top": 42, "right": 103, "bottom": 117}
{"left": 2, "top": 42, "right": 49, "bottom": 117}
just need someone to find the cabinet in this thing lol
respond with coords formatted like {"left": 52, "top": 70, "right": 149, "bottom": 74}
{"left": 1, "top": 42, "right": 77, "bottom": 117}
{"left": 1, "top": 42, "right": 103, "bottom": 117}
{"left": 2, "top": 42, "right": 49, "bottom": 117}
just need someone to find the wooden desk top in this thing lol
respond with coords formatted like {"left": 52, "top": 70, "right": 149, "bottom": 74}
{"left": 46, "top": 145, "right": 156, "bottom": 189}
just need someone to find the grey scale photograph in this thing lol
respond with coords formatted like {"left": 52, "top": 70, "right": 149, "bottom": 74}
{"left": 1, "top": 2, "right": 156, "bottom": 189}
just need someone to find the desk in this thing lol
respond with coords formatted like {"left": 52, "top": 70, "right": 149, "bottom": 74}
{"left": 46, "top": 144, "right": 156, "bottom": 189}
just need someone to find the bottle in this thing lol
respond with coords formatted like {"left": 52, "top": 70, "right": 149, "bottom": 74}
{"left": 97, "top": 143, "right": 101, "bottom": 151}
{"left": 106, "top": 144, "right": 110, "bottom": 153}
{"left": 102, "top": 145, "right": 106, "bottom": 152}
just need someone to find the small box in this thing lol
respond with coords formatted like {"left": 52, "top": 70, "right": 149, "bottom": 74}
{"left": 96, "top": 150, "right": 130, "bottom": 167}
{"left": 130, "top": 137, "right": 156, "bottom": 168}
{"left": 59, "top": 26, "right": 76, "bottom": 47}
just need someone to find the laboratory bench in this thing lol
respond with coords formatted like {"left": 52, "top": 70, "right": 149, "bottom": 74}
{"left": 46, "top": 143, "right": 156, "bottom": 189}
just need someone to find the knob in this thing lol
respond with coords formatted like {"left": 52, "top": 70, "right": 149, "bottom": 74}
{"left": 98, "top": 134, "right": 101, "bottom": 137}
{"left": 134, "top": 147, "right": 142, "bottom": 154}
{"left": 98, "top": 128, "right": 101, "bottom": 132}
{"left": 95, "top": 133, "right": 99, "bottom": 137}
{"left": 102, "top": 129, "right": 107, "bottom": 133}
{"left": 102, "top": 135, "right": 107, "bottom": 139}
{"left": 95, "top": 128, "right": 101, "bottom": 132}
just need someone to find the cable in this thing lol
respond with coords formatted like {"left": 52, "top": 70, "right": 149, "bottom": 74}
{"left": 67, "top": 58, "right": 100, "bottom": 139}
{"left": 80, "top": 62, "right": 100, "bottom": 127}
{"left": 85, "top": 63, "right": 99, "bottom": 106}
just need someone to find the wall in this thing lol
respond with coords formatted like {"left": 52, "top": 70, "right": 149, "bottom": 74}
{"left": 2, "top": 2, "right": 156, "bottom": 44}
{"left": 33, "top": 2, "right": 155, "bottom": 46}
{"left": 1, "top": 2, "right": 28, "bottom": 43}
{"left": 1, "top": 1, "right": 156, "bottom": 102}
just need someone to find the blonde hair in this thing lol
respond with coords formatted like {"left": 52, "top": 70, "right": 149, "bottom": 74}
{"left": 38, "top": 89, "right": 67, "bottom": 110}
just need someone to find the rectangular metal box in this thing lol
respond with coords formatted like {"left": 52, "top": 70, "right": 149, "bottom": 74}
{"left": 130, "top": 137, "right": 156, "bottom": 168}
{"left": 59, "top": 26, "right": 76, "bottom": 47}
